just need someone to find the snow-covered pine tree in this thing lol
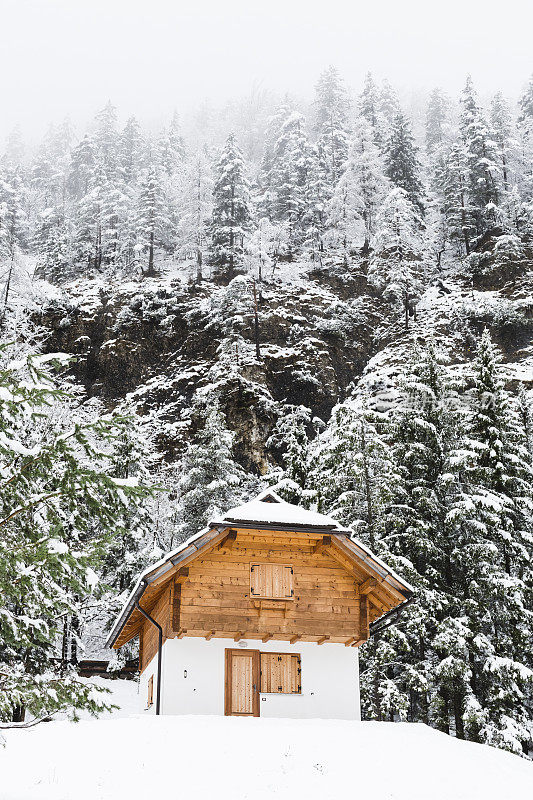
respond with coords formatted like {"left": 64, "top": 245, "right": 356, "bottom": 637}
{"left": 265, "top": 113, "right": 318, "bottom": 260}
{"left": 441, "top": 141, "right": 475, "bottom": 257}
{"left": 257, "top": 100, "right": 295, "bottom": 221}
{"left": 309, "top": 397, "right": 400, "bottom": 548}
{"left": 67, "top": 135, "right": 96, "bottom": 200}
{"left": 362, "top": 343, "right": 458, "bottom": 727}
{"left": 175, "top": 149, "right": 213, "bottom": 282}
{"left": 359, "top": 72, "right": 383, "bottom": 146}
{"left": 118, "top": 116, "right": 145, "bottom": 186}
{"left": 313, "top": 66, "right": 350, "bottom": 190}
{"left": 384, "top": 111, "right": 425, "bottom": 215}
{"left": 369, "top": 187, "right": 425, "bottom": 329}
{"left": 158, "top": 111, "right": 186, "bottom": 176}
{"left": 517, "top": 75, "right": 533, "bottom": 196}
{"left": 135, "top": 159, "right": 169, "bottom": 276}
{"left": 177, "top": 396, "right": 253, "bottom": 540}
{"left": 459, "top": 77, "right": 501, "bottom": 235}
{"left": 33, "top": 207, "right": 73, "bottom": 283}
{"left": 377, "top": 79, "right": 401, "bottom": 139}
{"left": 425, "top": 88, "right": 450, "bottom": 156}
{"left": 266, "top": 405, "right": 314, "bottom": 506}
{"left": 447, "top": 330, "right": 533, "bottom": 754}
{"left": 93, "top": 101, "right": 119, "bottom": 182}
{"left": 209, "top": 134, "right": 252, "bottom": 280}
{"left": 328, "top": 115, "right": 389, "bottom": 257}
{"left": 0, "top": 347, "right": 149, "bottom": 723}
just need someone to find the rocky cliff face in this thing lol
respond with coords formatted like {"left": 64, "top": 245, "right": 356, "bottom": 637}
{"left": 34, "top": 239, "right": 533, "bottom": 475}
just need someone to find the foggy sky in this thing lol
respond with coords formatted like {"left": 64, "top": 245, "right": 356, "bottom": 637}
{"left": 1, "top": 0, "right": 532, "bottom": 143}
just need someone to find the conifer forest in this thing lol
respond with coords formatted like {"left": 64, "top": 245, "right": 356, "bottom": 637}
{"left": 0, "top": 61, "right": 532, "bottom": 758}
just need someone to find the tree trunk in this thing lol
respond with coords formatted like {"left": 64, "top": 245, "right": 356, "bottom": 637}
{"left": 453, "top": 693, "right": 465, "bottom": 739}
{"left": 147, "top": 229, "right": 155, "bottom": 276}
{"left": 12, "top": 704, "right": 26, "bottom": 723}
{"left": 252, "top": 279, "right": 260, "bottom": 360}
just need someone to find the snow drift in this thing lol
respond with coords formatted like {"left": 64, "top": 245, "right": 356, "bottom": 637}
{"left": 1, "top": 714, "right": 531, "bottom": 800}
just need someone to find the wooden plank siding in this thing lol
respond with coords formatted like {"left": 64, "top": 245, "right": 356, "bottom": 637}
{"left": 177, "top": 535, "right": 363, "bottom": 643}
{"left": 136, "top": 529, "right": 401, "bottom": 672}
{"left": 139, "top": 584, "right": 173, "bottom": 672}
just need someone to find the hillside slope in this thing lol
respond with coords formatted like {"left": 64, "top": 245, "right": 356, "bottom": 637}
{"left": 1, "top": 714, "right": 531, "bottom": 800}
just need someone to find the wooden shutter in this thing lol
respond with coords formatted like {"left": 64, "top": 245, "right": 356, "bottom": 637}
{"left": 147, "top": 675, "right": 154, "bottom": 707}
{"left": 250, "top": 564, "right": 293, "bottom": 599}
{"left": 260, "top": 653, "right": 301, "bottom": 693}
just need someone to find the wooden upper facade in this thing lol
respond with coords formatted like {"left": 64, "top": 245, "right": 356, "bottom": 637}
{"left": 107, "top": 491, "right": 413, "bottom": 673}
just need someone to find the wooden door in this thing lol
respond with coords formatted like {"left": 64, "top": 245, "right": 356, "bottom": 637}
{"left": 224, "top": 649, "right": 260, "bottom": 716}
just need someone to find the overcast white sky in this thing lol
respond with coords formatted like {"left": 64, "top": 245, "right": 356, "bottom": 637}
{"left": 1, "top": 0, "right": 532, "bottom": 142}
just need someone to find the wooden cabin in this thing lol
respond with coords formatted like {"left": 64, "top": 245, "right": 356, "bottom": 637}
{"left": 106, "top": 489, "right": 413, "bottom": 719}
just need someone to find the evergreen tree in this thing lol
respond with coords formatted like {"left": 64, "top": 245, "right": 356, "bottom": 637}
{"left": 425, "top": 88, "right": 450, "bottom": 156}
{"left": 265, "top": 113, "right": 318, "bottom": 259}
{"left": 359, "top": 72, "right": 382, "bottom": 145}
{"left": 516, "top": 77, "right": 533, "bottom": 210}
{"left": 313, "top": 66, "right": 350, "bottom": 189}
{"left": 176, "top": 149, "right": 213, "bottom": 282}
{"left": 158, "top": 111, "right": 186, "bottom": 175}
{"left": 209, "top": 134, "right": 252, "bottom": 279}
{"left": 459, "top": 77, "right": 501, "bottom": 235}
{"left": 67, "top": 135, "right": 96, "bottom": 200}
{"left": 177, "top": 397, "right": 250, "bottom": 539}
{"left": 369, "top": 187, "right": 425, "bottom": 329}
{"left": 33, "top": 207, "right": 73, "bottom": 283}
{"left": 119, "top": 116, "right": 145, "bottom": 186}
{"left": 267, "top": 405, "right": 313, "bottom": 505}
{"left": 363, "top": 344, "right": 458, "bottom": 725}
{"left": 309, "top": 398, "right": 400, "bottom": 548}
{"left": 93, "top": 101, "right": 119, "bottom": 181}
{"left": 328, "top": 115, "right": 389, "bottom": 256}
{"left": 0, "top": 347, "right": 148, "bottom": 723}
{"left": 384, "top": 112, "right": 425, "bottom": 214}
{"left": 377, "top": 79, "right": 401, "bottom": 136}
{"left": 257, "top": 100, "right": 295, "bottom": 221}
{"left": 448, "top": 330, "right": 533, "bottom": 753}
{"left": 135, "top": 160, "right": 169, "bottom": 276}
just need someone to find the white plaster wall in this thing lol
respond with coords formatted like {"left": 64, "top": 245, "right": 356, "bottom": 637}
{"left": 141, "top": 637, "right": 360, "bottom": 720}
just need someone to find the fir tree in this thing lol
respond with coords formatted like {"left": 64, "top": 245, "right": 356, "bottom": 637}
{"left": 328, "top": 115, "right": 389, "bottom": 256}
{"left": 441, "top": 142, "right": 475, "bottom": 257}
{"left": 0, "top": 347, "right": 148, "bottom": 723}
{"left": 265, "top": 113, "right": 318, "bottom": 259}
{"left": 384, "top": 112, "right": 425, "bottom": 214}
{"left": 93, "top": 101, "right": 119, "bottom": 181}
{"left": 158, "top": 111, "right": 186, "bottom": 176}
{"left": 359, "top": 72, "right": 382, "bottom": 145}
{"left": 209, "top": 134, "right": 252, "bottom": 280}
{"left": 67, "top": 135, "right": 96, "bottom": 200}
{"left": 177, "top": 397, "right": 250, "bottom": 539}
{"left": 135, "top": 160, "right": 169, "bottom": 276}
{"left": 369, "top": 187, "right": 425, "bottom": 329}
{"left": 267, "top": 405, "right": 313, "bottom": 506}
{"left": 119, "top": 116, "right": 145, "bottom": 186}
{"left": 448, "top": 330, "right": 533, "bottom": 753}
{"left": 459, "top": 77, "right": 501, "bottom": 235}
{"left": 176, "top": 149, "right": 213, "bottom": 282}
{"left": 313, "top": 66, "right": 350, "bottom": 189}
{"left": 425, "top": 88, "right": 450, "bottom": 156}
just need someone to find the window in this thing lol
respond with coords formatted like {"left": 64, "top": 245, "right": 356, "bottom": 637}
{"left": 147, "top": 675, "right": 154, "bottom": 708}
{"left": 260, "top": 653, "right": 301, "bottom": 694}
{"left": 250, "top": 563, "right": 293, "bottom": 599}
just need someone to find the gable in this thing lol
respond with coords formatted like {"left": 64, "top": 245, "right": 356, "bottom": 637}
{"left": 109, "top": 523, "right": 412, "bottom": 652}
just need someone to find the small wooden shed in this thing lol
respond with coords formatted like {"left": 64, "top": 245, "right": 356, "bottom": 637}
{"left": 106, "top": 490, "right": 413, "bottom": 719}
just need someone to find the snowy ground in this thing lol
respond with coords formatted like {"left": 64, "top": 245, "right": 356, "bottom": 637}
{"left": 1, "top": 712, "right": 531, "bottom": 800}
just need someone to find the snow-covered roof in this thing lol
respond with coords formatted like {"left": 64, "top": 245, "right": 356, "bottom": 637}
{"left": 209, "top": 488, "right": 348, "bottom": 531}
